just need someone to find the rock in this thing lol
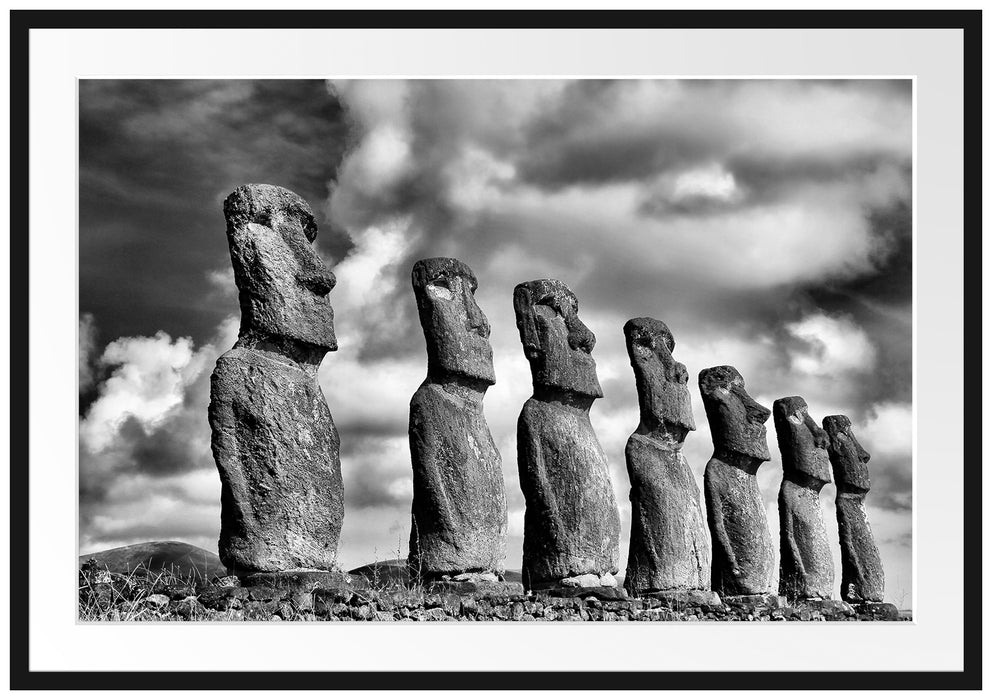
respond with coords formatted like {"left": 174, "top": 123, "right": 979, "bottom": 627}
{"left": 513, "top": 279, "right": 621, "bottom": 590}
{"left": 799, "top": 599, "right": 856, "bottom": 617}
{"left": 209, "top": 184, "right": 343, "bottom": 573}
{"left": 408, "top": 258, "right": 507, "bottom": 580}
{"left": 721, "top": 593, "right": 786, "bottom": 609}
{"left": 699, "top": 366, "right": 775, "bottom": 595}
{"left": 534, "top": 586, "right": 628, "bottom": 601}
{"left": 212, "top": 575, "right": 240, "bottom": 588}
{"left": 622, "top": 318, "right": 711, "bottom": 597}
{"left": 452, "top": 571, "right": 498, "bottom": 583}
{"left": 424, "top": 608, "right": 448, "bottom": 621}
{"left": 175, "top": 595, "right": 206, "bottom": 620}
{"left": 774, "top": 397, "right": 834, "bottom": 600}
{"left": 646, "top": 589, "right": 722, "bottom": 607}
{"left": 823, "top": 415, "right": 885, "bottom": 603}
{"left": 247, "top": 585, "right": 280, "bottom": 602}
{"left": 559, "top": 573, "right": 605, "bottom": 588}
{"left": 197, "top": 585, "right": 237, "bottom": 611}
{"left": 240, "top": 570, "right": 352, "bottom": 596}
{"left": 143, "top": 593, "right": 170, "bottom": 609}
{"left": 425, "top": 579, "right": 525, "bottom": 597}
{"left": 856, "top": 602, "right": 901, "bottom": 621}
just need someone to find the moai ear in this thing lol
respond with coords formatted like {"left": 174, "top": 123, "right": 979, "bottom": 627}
{"left": 513, "top": 284, "right": 541, "bottom": 358}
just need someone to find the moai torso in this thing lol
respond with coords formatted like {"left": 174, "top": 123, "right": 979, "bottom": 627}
{"left": 407, "top": 258, "right": 506, "bottom": 580}
{"left": 774, "top": 396, "right": 834, "bottom": 600}
{"left": 514, "top": 279, "right": 620, "bottom": 589}
{"left": 623, "top": 318, "right": 709, "bottom": 595}
{"left": 209, "top": 184, "right": 343, "bottom": 573}
{"left": 699, "top": 366, "right": 775, "bottom": 596}
{"left": 824, "top": 415, "right": 884, "bottom": 602}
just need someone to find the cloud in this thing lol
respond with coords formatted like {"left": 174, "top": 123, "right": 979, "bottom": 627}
{"left": 79, "top": 317, "right": 238, "bottom": 551}
{"left": 785, "top": 313, "right": 877, "bottom": 376}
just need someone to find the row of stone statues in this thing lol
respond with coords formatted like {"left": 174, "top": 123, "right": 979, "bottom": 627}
{"left": 209, "top": 184, "right": 884, "bottom": 604}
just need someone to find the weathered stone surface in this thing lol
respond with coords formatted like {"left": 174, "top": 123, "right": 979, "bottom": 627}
{"left": 824, "top": 415, "right": 885, "bottom": 603}
{"left": 774, "top": 396, "right": 834, "bottom": 600}
{"left": 408, "top": 258, "right": 506, "bottom": 580}
{"left": 622, "top": 318, "right": 710, "bottom": 596}
{"left": 699, "top": 366, "right": 775, "bottom": 596}
{"left": 209, "top": 184, "right": 343, "bottom": 573}
{"left": 721, "top": 593, "right": 786, "bottom": 609}
{"left": 799, "top": 598, "right": 856, "bottom": 617}
{"left": 647, "top": 589, "right": 722, "bottom": 607}
{"left": 855, "top": 602, "right": 901, "bottom": 621}
{"left": 513, "top": 279, "right": 620, "bottom": 589}
{"left": 534, "top": 586, "right": 628, "bottom": 601}
{"left": 240, "top": 570, "right": 353, "bottom": 597}
{"left": 425, "top": 580, "right": 525, "bottom": 597}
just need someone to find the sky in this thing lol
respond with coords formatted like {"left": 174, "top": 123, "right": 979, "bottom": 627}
{"left": 79, "top": 79, "right": 913, "bottom": 607}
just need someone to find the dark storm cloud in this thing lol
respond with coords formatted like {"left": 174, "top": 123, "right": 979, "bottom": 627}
{"left": 79, "top": 80, "right": 349, "bottom": 347}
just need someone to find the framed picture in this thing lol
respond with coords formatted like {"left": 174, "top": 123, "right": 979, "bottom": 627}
{"left": 9, "top": 6, "right": 981, "bottom": 691}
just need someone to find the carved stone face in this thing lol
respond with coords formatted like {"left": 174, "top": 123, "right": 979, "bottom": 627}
{"left": 698, "top": 365, "right": 770, "bottom": 461}
{"left": 224, "top": 184, "right": 337, "bottom": 351}
{"left": 624, "top": 317, "right": 695, "bottom": 437}
{"left": 773, "top": 396, "right": 832, "bottom": 484}
{"left": 412, "top": 257, "right": 495, "bottom": 385}
{"left": 513, "top": 279, "right": 602, "bottom": 398}
{"left": 823, "top": 414, "right": 871, "bottom": 493}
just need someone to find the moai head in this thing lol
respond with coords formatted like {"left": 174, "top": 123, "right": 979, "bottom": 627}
{"left": 698, "top": 365, "right": 771, "bottom": 461}
{"left": 223, "top": 184, "right": 337, "bottom": 351}
{"left": 773, "top": 396, "right": 832, "bottom": 484}
{"left": 624, "top": 317, "right": 695, "bottom": 440}
{"left": 823, "top": 415, "right": 872, "bottom": 494}
{"left": 513, "top": 279, "right": 602, "bottom": 398}
{"left": 412, "top": 257, "right": 495, "bottom": 385}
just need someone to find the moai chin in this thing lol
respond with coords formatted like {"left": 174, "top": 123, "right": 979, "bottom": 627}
{"left": 699, "top": 366, "right": 775, "bottom": 596}
{"left": 514, "top": 279, "right": 621, "bottom": 590}
{"left": 774, "top": 396, "right": 834, "bottom": 600}
{"left": 407, "top": 257, "right": 507, "bottom": 582}
{"left": 208, "top": 184, "right": 344, "bottom": 574}
{"left": 823, "top": 414, "right": 884, "bottom": 602}
{"left": 623, "top": 318, "right": 711, "bottom": 596}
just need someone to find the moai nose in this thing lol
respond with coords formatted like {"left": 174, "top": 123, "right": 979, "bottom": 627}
{"left": 567, "top": 316, "right": 596, "bottom": 353}
{"left": 300, "top": 267, "right": 337, "bottom": 297}
{"left": 741, "top": 392, "right": 771, "bottom": 423}
{"left": 465, "top": 291, "right": 491, "bottom": 338}
{"left": 673, "top": 361, "right": 689, "bottom": 384}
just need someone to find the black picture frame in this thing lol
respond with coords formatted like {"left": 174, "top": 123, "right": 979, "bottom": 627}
{"left": 9, "top": 7, "right": 982, "bottom": 691}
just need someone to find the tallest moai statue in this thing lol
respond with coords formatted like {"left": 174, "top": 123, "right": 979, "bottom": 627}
{"left": 209, "top": 184, "right": 344, "bottom": 573}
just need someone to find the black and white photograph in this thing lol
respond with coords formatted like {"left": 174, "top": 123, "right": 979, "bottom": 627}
{"left": 77, "top": 77, "right": 914, "bottom": 623}
{"left": 9, "top": 8, "right": 980, "bottom": 690}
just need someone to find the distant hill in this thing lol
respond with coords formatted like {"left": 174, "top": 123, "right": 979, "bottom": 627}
{"left": 79, "top": 541, "right": 225, "bottom": 581}
{"left": 348, "top": 559, "right": 524, "bottom": 586}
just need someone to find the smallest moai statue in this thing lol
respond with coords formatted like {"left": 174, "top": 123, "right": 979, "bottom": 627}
{"left": 823, "top": 415, "right": 885, "bottom": 603}
{"left": 774, "top": 396, "right": 834, "bottom": 600}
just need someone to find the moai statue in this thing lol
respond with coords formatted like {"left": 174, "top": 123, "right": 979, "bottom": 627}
{"left": 774, "top": 396, "right": 834, "bottom": 600}
{"left": 209, "top": 184, "right": 344, "bottom": 573}
{"left": 699, "top": 366, "right": 775, "bottom": 597}
{"left": 623, "top": 318, "right": 711, "bottom": 597}
{"left": 514, "top": 279, "right": 621, "bottom": 592}
{"left": 823, "top": 415, "right": 884, "bottom": 603}
{"left": 408, "top": 258, "right": 507, "bottom": 583}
